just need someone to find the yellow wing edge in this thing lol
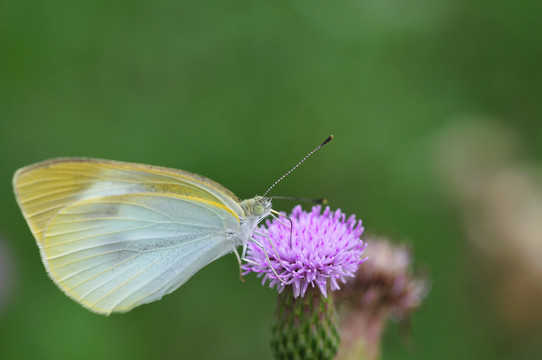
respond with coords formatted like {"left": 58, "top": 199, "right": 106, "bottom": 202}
{"left": 14, "top": 157, "right": 240, "bottom": 201}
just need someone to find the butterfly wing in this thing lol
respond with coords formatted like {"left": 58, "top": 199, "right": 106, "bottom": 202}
{"left": 40, "top": 193, "right": 239, "bottom": 314}
{"left": 13, "top": 157, "right": 243, "bottom": 246}
{"left": 13, "top": 158, "right": 245, "bottom": 314}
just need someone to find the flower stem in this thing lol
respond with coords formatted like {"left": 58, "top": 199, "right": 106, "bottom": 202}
{"left": 335, "top": 309, "right": 384, "bottom": 360}
{"left": 271, "top": 287, "right": 340, "bottom": 360}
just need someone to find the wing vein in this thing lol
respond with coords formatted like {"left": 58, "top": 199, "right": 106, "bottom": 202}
{"left": 45, "top": 223, "right": 158, "bottom": 254}
{"left": 64, "top": 253, "right": 142, "bottom": 292}
{"left": 89, "top": 249, "right": 174, "bottom": 307}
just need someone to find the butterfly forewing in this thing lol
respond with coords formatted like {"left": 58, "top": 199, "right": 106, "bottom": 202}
{"left": 13, "top": 158, "right": 243, "bottom": 245}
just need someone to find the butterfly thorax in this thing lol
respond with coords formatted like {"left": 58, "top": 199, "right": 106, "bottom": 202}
{"left": 234, "top": 196, "right": 272, "bottom": 246}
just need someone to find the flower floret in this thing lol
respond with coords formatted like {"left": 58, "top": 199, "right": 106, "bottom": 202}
{"left": 242, "top": 205, "right": 366, "bottom": 297}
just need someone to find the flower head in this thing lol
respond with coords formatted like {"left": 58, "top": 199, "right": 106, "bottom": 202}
{"left": 242, "top": 205, "right": 366, "bottom": 298}
{"left": 336, "top": 236, "right": 429, "bottom": 319}
{"left": 334, "top": 237, "right": 429, "bottom": 360}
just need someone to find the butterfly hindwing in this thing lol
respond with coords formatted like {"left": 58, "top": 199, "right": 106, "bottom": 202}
{"left": 41, "top": 193, "right": 239, "bottom": 314}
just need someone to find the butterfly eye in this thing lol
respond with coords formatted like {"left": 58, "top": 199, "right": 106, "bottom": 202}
{"left": 254, "top": 204, "right": 265, "bottom": 216}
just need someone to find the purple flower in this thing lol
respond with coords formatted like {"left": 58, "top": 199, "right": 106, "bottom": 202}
{"left": 242, "top": 205, "right": 366, "bottom": 298}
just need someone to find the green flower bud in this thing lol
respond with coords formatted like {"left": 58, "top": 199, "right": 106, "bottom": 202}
{"left": 271, "top": 287, "right": 340, "bottom": 360}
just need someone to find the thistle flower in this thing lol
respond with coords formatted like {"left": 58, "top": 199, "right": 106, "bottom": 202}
{"left": 243, "top": 205, "right": 366, "bottom": 360}
{"left": 337, "top": 237, "right": 428, "bottom": 318}
{"left": 243, "top": 205, "right": 366, "bottom": 297}
{"left": 335, "top": 237, "right": 429, "bottom": 360}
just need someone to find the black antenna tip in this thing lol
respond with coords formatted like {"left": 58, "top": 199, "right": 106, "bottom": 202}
{"left": 317, "top": 198, "right": 328, "bottom": 205}
{"left": 323, "top": 135, "right": 334, "bottom": 145}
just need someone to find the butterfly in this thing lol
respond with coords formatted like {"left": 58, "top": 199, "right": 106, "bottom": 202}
{"left": 12, "top": 136, "right": 332, "bottom": 315}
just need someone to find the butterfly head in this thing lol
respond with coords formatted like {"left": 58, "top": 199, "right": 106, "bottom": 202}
{"left": 241, "top": 196, "right": 272, "bottom": 221}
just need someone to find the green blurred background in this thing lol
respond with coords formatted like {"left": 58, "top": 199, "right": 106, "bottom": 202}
{"left": 1, "top": 0, "right": 541, "bottom": 359}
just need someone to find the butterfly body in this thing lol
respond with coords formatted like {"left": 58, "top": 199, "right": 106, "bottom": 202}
{"left": 13, "top": 158, "right": 271, "bottom": 315}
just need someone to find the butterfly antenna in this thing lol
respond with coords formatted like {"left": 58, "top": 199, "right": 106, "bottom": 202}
{"left": 270, "top": 196, "right": 328, "bottom": 205}
{"left": 263, "top": 135, "right": 333, "bottom": 197}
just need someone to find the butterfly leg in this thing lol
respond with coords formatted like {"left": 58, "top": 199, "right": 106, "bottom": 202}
{"left": 238, "top": 243, "right": 258, "bottom": 266}
{"left": 270, "top": 210, "right": 293, "bottom": 247}
{"left": 253, "top": 229, "right": 284, "bottom": 268}
{"left": 233, "top": 249, "right": 246, "bottom": 283}
{"left": 246, "top": 236, "right": 287, "bottom": 285}
{"left": 241, "top": 241, "right": 248, "bottom": 259}
{"left": 270, "top": 210, "right": 290, "bottom": 228}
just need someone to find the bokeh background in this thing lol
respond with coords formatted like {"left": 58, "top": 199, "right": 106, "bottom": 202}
{"left": 1, "top": 0, "right": 541, "bottom": 359}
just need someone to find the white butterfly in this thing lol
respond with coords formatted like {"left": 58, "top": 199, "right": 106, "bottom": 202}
{"left": 13, "top": 136, "right": 332, "bottom": 315}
